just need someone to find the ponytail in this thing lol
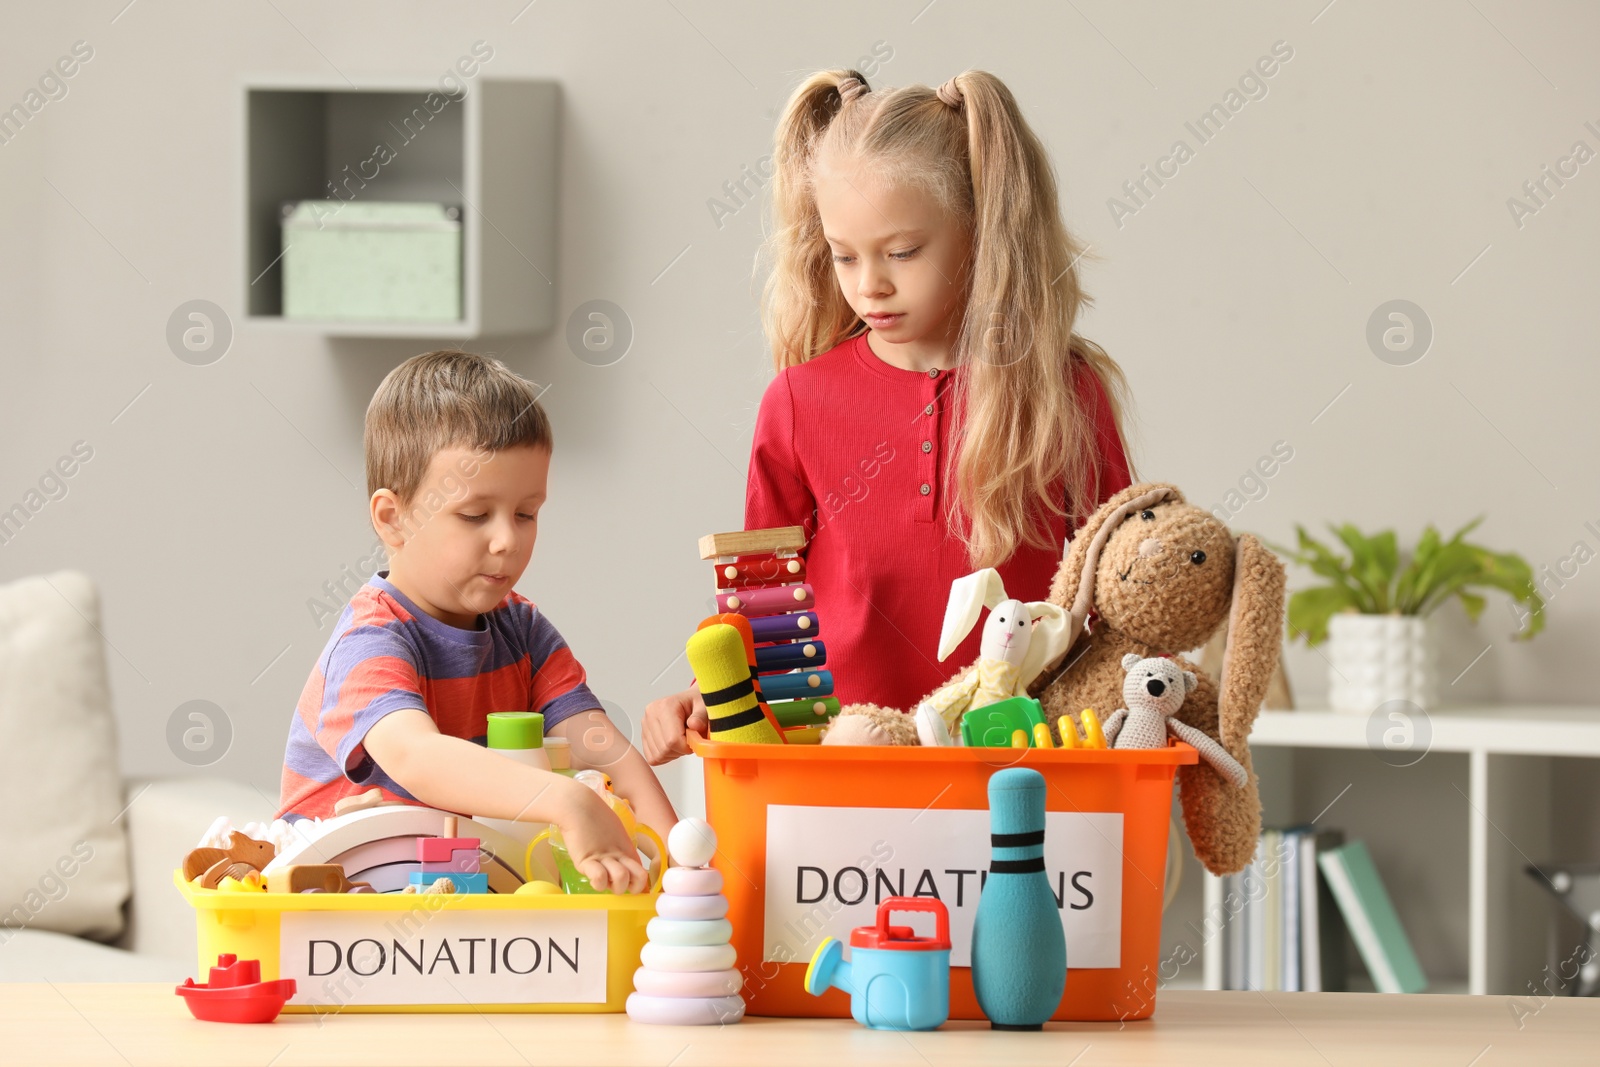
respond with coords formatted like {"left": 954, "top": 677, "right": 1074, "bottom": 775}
{"left": 762, "top": 70, "right": 874, "bottom": 370}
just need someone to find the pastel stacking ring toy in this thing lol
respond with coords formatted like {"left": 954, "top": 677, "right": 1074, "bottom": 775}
{"left": 625, "top": 819, "right": 746, "bottom": 1026}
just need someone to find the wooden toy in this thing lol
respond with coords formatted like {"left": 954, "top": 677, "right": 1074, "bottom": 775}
{"left": 711, "top": 555, "right": 806, "bottom": 588}
{"left": 646, "top": 917, "right": 735, "bottom": 946}
{"left": 716, "top": 584, "right": 815, "bottom": 617}
{"left": 183, "top": 847, "right": 230, "bottom": 882}
{"left": 222, "top": 832, "right": 275, "bottom": 872}
{"left": 183, "top": 830, "right": 277, "bottom": 886}
{"left": 662, "top": 866, "right": 722, "bottom": 896}
{"left": 686, "top": 624, "right": 785, "bottom": 745}
{"left": 804, "top": 897, "right": 952, "bottom": 1031}
{"left": 766, "top": 696, "right": 841, "bottom": 728}
{"left": 759, "top": 670, "right": 832, "bottom": 702}
{"left": 633, "top": 968, "right": 743, "bottom": 998}
{"left": 655, "top": 894, "right": 729, "bottom": 921}
{"left": 265, "top": 864, "right": 372, "bottom": 895}
{"left": 971, "top": 768, "right": 1067, "bottom": 1030}
{"left": 626, "top": 818, "right": 746, "bottom": 1026}
{"left": 419, "top": 838, "right": 480, "bottom": 863}
{"left": 263, "top": 807, "right": 528, "bottom": 894}
{"left": 959, "top": 695, "right": 1046, "bottom": 749}
{"left": 639, "top": 943, "right": 737, "bottom": 971}
{"left": 748, "top": 611, "right": 818, "bottom": 643}
{"left": 697, "top": 526, "right": 807, "bottom": 561}
{"left": 754, "top": 639, "right": 826, "bottom": 673}
{"left": 176, "top": 954, "right": 296, "bottom": 1024}
{"left": 700, "top": 526, "right": 839, "bottom": 744}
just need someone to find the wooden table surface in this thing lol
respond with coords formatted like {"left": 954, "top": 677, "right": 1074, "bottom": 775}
{"left": 4, "top": 985, "right": 1595, "bottom": 1065}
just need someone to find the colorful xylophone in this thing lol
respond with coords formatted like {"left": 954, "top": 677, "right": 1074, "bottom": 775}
{"left": 696, "top": 526, "right": 839, "bottom": 744}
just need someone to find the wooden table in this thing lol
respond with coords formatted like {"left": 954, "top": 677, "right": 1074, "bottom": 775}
{"left": 4, "top": 985, "right": 1595, "bottom": 1065}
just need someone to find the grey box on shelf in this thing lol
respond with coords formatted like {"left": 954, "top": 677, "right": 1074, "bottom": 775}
{"left": 281, "top": 201, "right": 462, "bottom": 323}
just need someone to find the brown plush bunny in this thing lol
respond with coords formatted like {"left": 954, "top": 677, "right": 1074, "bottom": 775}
{"left": 824, "top": 480, "right": 1285, "bottom": 877}
{"left": 1030, "top": 482, "right": 1286, "bottom": 876}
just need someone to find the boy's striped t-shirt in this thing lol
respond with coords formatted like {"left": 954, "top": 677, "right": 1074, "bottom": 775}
{"left": 278, "top": 571, "right": 600, "bottom": 823}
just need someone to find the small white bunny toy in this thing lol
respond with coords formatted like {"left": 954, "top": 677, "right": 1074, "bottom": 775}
{"left": 1103, "top": 653, "right": 1249, "bottom": 789}
{"left": 913, "top": 568, "right": 1076, "bottom": 746}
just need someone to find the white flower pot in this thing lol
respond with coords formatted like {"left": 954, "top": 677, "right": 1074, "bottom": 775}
{"left": 1326, "top": 613, "right": 1436, "bottom": 714}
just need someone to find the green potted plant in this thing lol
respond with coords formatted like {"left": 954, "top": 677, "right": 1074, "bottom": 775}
{"left": 1267, "top": 517, "right": 1544, "bottom": 712}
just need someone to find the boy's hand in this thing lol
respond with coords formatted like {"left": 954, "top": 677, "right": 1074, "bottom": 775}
{"left": 642, "top": 685, "right": 707, "bottom": 765}
{"left": 559, "top": 786, "right": 650, "bottom": 894}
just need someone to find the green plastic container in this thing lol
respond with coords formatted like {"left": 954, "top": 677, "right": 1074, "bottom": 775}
{"left": 281, "top": 201, "right": 461, "bottom": 322}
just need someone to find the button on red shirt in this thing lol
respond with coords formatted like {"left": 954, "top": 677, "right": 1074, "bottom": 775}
{"left": 745, "top": 330, "right": 1133, "bottom": 712}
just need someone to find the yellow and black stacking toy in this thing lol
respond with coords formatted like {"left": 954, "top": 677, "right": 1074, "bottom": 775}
{"left": 687, "top": 623, "right": 785, "bottom": 745}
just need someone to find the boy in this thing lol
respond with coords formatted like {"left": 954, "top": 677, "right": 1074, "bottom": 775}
{"left": 279, "top": 350, "right": 674, "bottom": 893}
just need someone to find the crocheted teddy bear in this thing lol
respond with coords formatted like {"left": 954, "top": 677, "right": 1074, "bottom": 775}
{"left": 1104, "top": 653, "right": 1248, "bottom": 790}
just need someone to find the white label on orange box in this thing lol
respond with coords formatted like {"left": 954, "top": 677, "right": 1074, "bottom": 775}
{"left": 279, "top": 908, "right": 608, "bottom": 1007}
{"left": 762, "top": 805, "right": 1124, "bottom": 969}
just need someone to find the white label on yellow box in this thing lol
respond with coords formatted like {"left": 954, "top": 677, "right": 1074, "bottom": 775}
{"left": 762, "top": 804, "right": 1123, "bottom": 969}
{"left": 279, "top": 908, "right": 608, "bottom": 1007}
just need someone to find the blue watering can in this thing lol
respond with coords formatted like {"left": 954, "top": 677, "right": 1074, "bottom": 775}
{"left": 803, "top": 896, "right": 951, "bottom": 1031}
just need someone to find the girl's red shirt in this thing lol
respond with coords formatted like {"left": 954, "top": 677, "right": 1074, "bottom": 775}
{"left": 744, "top": 329, "right": 1133, "bottom": 712}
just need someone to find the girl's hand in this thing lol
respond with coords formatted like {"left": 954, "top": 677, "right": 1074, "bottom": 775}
{"left": 642, "top": 685, "right": 707, "bottom": 765}
{"left": 558, "top": 786, "right": 649, "bottom": 894}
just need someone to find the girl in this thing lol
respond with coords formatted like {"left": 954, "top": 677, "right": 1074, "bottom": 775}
{"left": 643, "top": 68, "right": 1136, "bottom": 761}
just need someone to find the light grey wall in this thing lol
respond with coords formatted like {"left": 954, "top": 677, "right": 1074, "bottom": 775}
{"left": 2, "top": 1, "right": 1596, "bottom": 897}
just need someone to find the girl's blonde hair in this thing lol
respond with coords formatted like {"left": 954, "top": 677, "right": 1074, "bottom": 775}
{"left": 760, "top": 68, "right": 1137, "bottom": 569}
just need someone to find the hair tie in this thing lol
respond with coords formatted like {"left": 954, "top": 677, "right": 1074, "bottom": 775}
{"left": 936, "top": 76, "right": 964, "bottom": 109}
{"left": 837, "top": 76, "right": 868, "bottom": 104}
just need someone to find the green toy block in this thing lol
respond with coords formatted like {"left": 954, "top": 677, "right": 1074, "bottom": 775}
{"left": 960, "top": 696, "right": 1046, "bottom": 748}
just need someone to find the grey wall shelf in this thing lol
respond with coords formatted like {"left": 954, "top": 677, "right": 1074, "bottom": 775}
{"left": 240, "top": 75, "right": 559, "bottom": 338}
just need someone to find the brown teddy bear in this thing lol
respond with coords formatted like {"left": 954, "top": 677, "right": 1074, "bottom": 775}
{"left": 824, "top": 481, "right": 1285, "bottom": 877}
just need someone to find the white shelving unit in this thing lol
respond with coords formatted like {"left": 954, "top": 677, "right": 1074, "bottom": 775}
{"left": 1194, "top": 705, "right": 1600, "bottom": 995}
{"left": 240, "top": 76, "right": 559, "bottom": 338}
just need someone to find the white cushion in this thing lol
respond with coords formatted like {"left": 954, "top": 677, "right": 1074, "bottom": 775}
{"left": 0, "top": 572, "right": 130, "bottom": 942}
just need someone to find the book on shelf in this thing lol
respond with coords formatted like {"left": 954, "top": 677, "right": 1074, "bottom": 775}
{"left": 1282, "top": 829, "right": 1301, "bottom": 992}
{"left": 1210, "top": 824, "right": 1350, "bottom": 992}
{"left": 1317, "top": 839, "right": 1428, "bottom": 994}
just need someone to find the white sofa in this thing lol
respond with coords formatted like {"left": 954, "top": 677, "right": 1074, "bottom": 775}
{"left": 0, "top": 571, "right": 279, "bottom": 982}
{"left": 0, "top": 777, "right": 277, "bottom": 983}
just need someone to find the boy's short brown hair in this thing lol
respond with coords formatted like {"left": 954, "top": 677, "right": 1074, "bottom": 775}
{"left": 365, "top": 349, "right": 552, "bottom": 506}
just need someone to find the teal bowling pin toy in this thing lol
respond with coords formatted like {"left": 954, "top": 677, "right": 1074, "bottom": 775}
{"left": 970, "top": 767, "right": 1067, "bottom": 1029}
